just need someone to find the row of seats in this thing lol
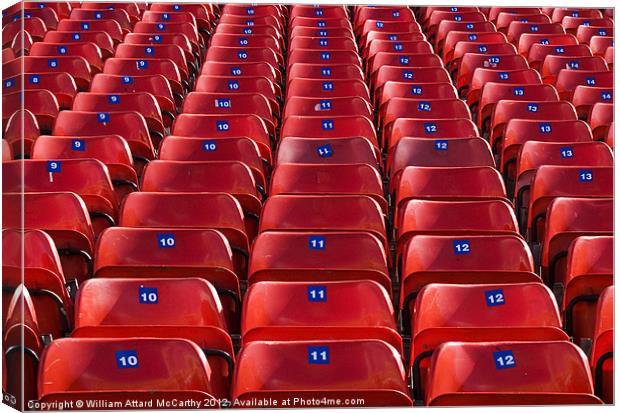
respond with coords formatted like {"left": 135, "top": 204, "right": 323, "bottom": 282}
{"left": 2, "top": 3, "right": 614, "bottom": 409}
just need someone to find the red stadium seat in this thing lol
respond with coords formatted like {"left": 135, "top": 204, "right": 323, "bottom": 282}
{"left": 495, "top": 12, "right": 551, "bottom": 33}
{"left": 281, "top": 115, "right": 378, "bottom": 148}
{"left": 551, "top": 8, "right": 603, "bottom": 23}
{"left": 289, "top": 36, "right": 356, "bottom": 52}
{"left": 576, "top": 25, "right": 613, "bottom": 44}
{"left": 555, "top": 70, "right": 613, "bottom": 100}
{"left": 541, "top": 55, "right": 608, "bottom": 84}
{"left": 527, "top": 43, "right": 592, "bottom": 71}
{"left": 287, "top": 62, "right": 363, "bottom": 82}
{"left": 507, "top": 21, "right": 565, "bottom": 44}
{"left": 572, "top": 85, "right": 614, "bottom": 120}
{"left": 242, "top": 280, "right": 400, "bottom": 350}
{"left": 442, "top": 31, "right": 507, "bottom": 63}
{"left": 233, "top": 340, "right": 412, "bottom": 406}
{"left": 3, "top": 109, "right": 41, "bottom": 157}
{"left": 3, "top": 192, "right": 95, "bottom": 285}
{"left": 384, "top": 118, "right": 479, "bottom": 152}
{"left": 72, "top": 278, "right": 234, "bottom": 399}
{"left": 3, "top": 17, "right": 47, "bottom": 46}
{"left": 286, "top": 78, "right": 369, "bottom": 101}
{"left": 2, "top": 89, "right": 59, "bottom": 133}
{"left": 456, "top": 54, "right": 529, "bottom": 97}
{"left": 283, "top": 96, "right": 372, "bottom": 121}
{"left": 425, "top": 341, "right": 601, "bottom": 405}
{"left": 44, "top": 30, "right": 114, "bottom": 59}
{"left": 275, "top": 137, "right": 380, "bottom": 170}
{"left": 56, "top": 18, "right": 124, "bottom": 43}
{"left": 69, "top": 8, "right": 132, "bottom": 31}
{"left": 381, "top": 98, "right": 471, "bottom": 137}
{"left": 4, "top": 7, "right": 59, "bottom": 30}
{"left": 5, "top": 72, "right": 77, "bottom": 110}
{"left": 115, "top": 43, "right": 191, "bottom": 86}
{"left": 194, "top": 76, "right": 280, "bottom": 115}
{"left": 591, "top": 285, "right": 613, "bottom": 404}
{"left": 588, "top": 102, "right": 614, "bottom": 139}
{"left": 518, "top": 32, "right": 579, "bottom": 56}
{"left": 589, "top": 35, "right": 614, "bottom": 57}
{"left": 378, "top": 82, "right": 457, "bottom": 108}
{"left": 29, "top": 41, "right": 104, "bottom": 72}
{"left": 4, "top": 56, "right": 91, "bottom": 90}
{"left": 38, "top": 338, "right": 218, "bottom": 404}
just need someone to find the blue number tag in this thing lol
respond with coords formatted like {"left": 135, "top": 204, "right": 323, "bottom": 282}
{"left": 4, "top": 79, "right": 14, "bottom": 88}
{"left": 81, "top": 23, "right": 90, "bottom": 30}
{"left": 320, "top": 52, "right": 331, "bottom": 60}
{"left": 228, "top": 80, "right": 240, "bottom": 90}
{"left": 540, "top": 38, "right": 549, "bottom": 45}
{"left": 71, "top": 139, "right": 85, "bottom": 151}
{"left": 560, "top": 146, "right": 573, "bottom": 158}
{"left": 403, "top": 70, "right": 413, "bottom": 80}
{"left": 393, "top": 43, "right": 403, "bottom": 51}
{"left": 318, "top": 39, "right": 328, "bottom": 47}
{"left": 399, "top": 56, "right": 410, "bottom": 65}
{"left": 555, "top": 46, "right": 565, "bottom": 54}
{"left": 411, "top": 85, "right": 423, "bottom": 95}
{"left": 530, "top": 25, "right": 539, "bottom": 32}
{"left": 468, "top": 34, "right": 478, "bottom": 41}
{"left": 320, "top": 100, "right": 332, "bottom": 109}
{"left": 488, "top": 56, "right": 500, "bottom": 64}
{"left": 417, "top": 102, "right": 431, "bottom": 112}
{"left": 122, "top": 76, "right": 133, "bottom": 84}
{"left": 308, "top": 236, "right": 326, "bottom": 250}
{"left": 572, "top": 11, "right": 579, "bottom": 17}
{"left": 376, "top": 21, "right": 384, "bottom": 28}
{"left": 586, "top": 77, "right": 596, "bottom": 86}
{"left": 454, "top": 15, "right": 462, "bottom": 21}
{"left": 485, "top": 289, "right": 505, "bottom": 306}
{"left": 231, "top": 67, "right": 242, "bottom": 76}
{"left": 57, "top": 46, "right": 68, "bottom": 55}
{"left": 513, "top": 87, "right": 524, "bottom": 96}
{"left": 157, "top": 233, "right": 176, "bottom": 248}
{"left": 579, "top": 169, "right": 593, "bottom": 182}
{"left": 48, "top": 59, "right": 58, "bottom": 68}
{"left": 153, "top": 35, "right": 162, "bottom": 43}
{"left": 173, "top": 4, "right": 181, "bottom": 10}
{"left": 322, "top": 81, "right": 333, "bottom": 90}
{"left": 321, "top": 67, "right": 332, "bottom": 76}
{"left": 315, "top": 9, "right": 323, "bottom": 16}
{"left": 453, "top": 239, "right": 470, "bottom": 254}
{"left": 435, "top": 140, "right": 448, "bottom": 150}
{"left": 539, "top": 123, "right": 552, "bottom": 133}
{"left": 318, "top": 30, "right": 328, "bottom": 36}
{"left": 499, "top": 72, "right": 509, "bottom": 80}
{"left": 307, "top": 285, "right": 327, "bottom": 302}
{"left": 95, "top": 12, "right": 103, "bottom": 19}
{"left": 238, "top": 37, "right": 248, "bottom": 45}
{"left": 47, "top": 160, "right": 61, "bottom": 172}
{"left": 108, "top": 95, "right": 120, "bottom": 104}
{"left": 526, "top": 103, "right": 538, "bottom": 112}
{"left": 243, "top": 27, "right": 252, "bottom": 34}
{"left": 466, "top": 23, "right": 474, "bottom": 29}
{"left": 157, "top": 23, "right": 166, "bottom": 31}
{"left": 72, "top": 32, "right": 81, "bottom": 40}
{"left": 215, "top": 98, "right": 231, "bottom": 108}
{"left": 216, "top": 120, "right": 230, "bottom": 131}
{"left": 601, "top": 91, "right": 612, "bottom": 101}
{"left": 246, "top": 8, "right": 254, "bottom": 15}
{"left": 116, "top": 350, "right": 139, "bottom": 369}
{"left": 137, "top": 60, "right": 148, "bottom": 69}
{"left": 316, "top": 144, "right": 333, "bottom": 157}
{"left": 424, "top": 122, "right": 437, "bottom": 134}
{"left": 139, "top": 287, "right": 158, "bottom": 304}
{"left": 162, "top": 13, "right": 170, "bottom": 20}
{"left": 520, "top": 18, "right": 529, "bottom": 23}
{"left": 478, "top": 45, "right": 488, "bottom": 53}
{"left": 494, "top": 350, "right": 516, "bottom": 369}
{"left": 203, "top": 140, "right": 217, "bottom": 151}
{"left": 317, "top": 20, "right": 326, "bottom": 27}
{"left": 598, "top": 29, "right": 607, "bottom": 36}
{"left": 451, "top": 7, "right": 458, "bottom": 11}
{"left": 321, "top": 119, "right": 334, "bottom": 130}
{"left": 392, "top": 10, "right": 400, "bottom": 17}
{"left": 568, "top": 61, "right": 579, "bottom": 69}
{"left": 97, "top": 113, "right": 110, "bottom": 123}
{"left": 308, "top": 346, "right": 330, "bottom": 364}
{"left": 237, "top": 51, "right": 248, "bottom": 60}
{"left": 388, "top": 34, "right": 398, "bottom": 41}
{"left": 144, "top": 46, "right": 154, "bottom": 56}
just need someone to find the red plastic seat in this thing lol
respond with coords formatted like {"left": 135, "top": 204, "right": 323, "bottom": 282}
{"left": 119, "top": 192, "right": 250, "bottom": 273}
{"left": 372, "top": 66, "right": 451, "bottom": 103}
{"left": 31, "top": 135, "right": 138, "bottom": 200}
{"left": 572, "top": 85, "right": 614, "bottom": 120}
{"left": 52, "top": 110, "right": 155, "bottom": 170}
{"left": 3, "top": 192, "right": 95, "bottom": 285}
{"left": 140, "top": 160, "right": 264, "bottom": 239}
{"left": 286, "top": 78, "right": 369, "bottom": 101}
{"left": 2, "top": 89, "right": 59, "bottom": 133}
{"left": 141, "top": 10, "right": 199, "bottom": 29}
{"left": 275, "top": 137, "right": 380, "bottom": 170}
{"left": 425, "top": 10, "right": 487, "bottom": 44}
{"left": 448, "top": 41, "right": 517, "bottom": 75}
{"left": 233, "top": 340, "right": 412, "bottom": 406}
{"left": 38, "top": 338, "right": 218, "bottom": 404}
{"left": 115, "top": 43, "right": 190, "bottom": 85}
{"left": 206, "top": 45, "right": 281, "bottom": 72}
{"left": 589, "top": 35, "right": 614, "bottom": 56}
{"left": 489, "top": 100, "right": 578, "bottom": 154}
{"left": 248, "top": 231, "right": 390, "bottom": 292}
{"left": 442, "top": 31, "right": 507, "bottom": 63}
{"left": 456, "top": 53, "right": 529, "bottom": 97}
{"left": 435, "top": 21, "right": 496, "bottom": 53}
{"left": 495, "top": 12, "right": 551, "bottom": 33}
{"left": 513, "top": 141, "right": 613, "bottom": 218}
{"left": 2, "top": 109, "right": 41, "bottom": 157}
{"left": 217, "top": 24, "right": 284, "bottom": 47}
{"left": 388, "top": 137, "right": 494, "bottom": 193}
{"left": 133, "top": 21, "right": 202, "bottom": 54}
{"left": 158, "top": 136, "right": 266, "bottom": 189}
{"left": 281, "top": 115, "right": 378, "bottom": 148}
{"left": 2, "top": 229, "right": 73, "bottom": 340}
{"left": 3, "top": 285, "right": 43, "bottom": 407}
{"left": 4, "top": 158, "right": 117, "bottom": 236}
{"left": 242, "top": 280, "right": 400, "bottom": 350}
{"left": 293, "top": 5, "right": 349, "bottom": 21}
{"left": 576, "top": 25, "right": 613, "bottom": 44}
{"left": 288, "top": 49, "right": 361, "bottom": 69}
{"left": 3, "top": 17, "right": 47, "bottom": 46}
{"left": 467, "top": 68, "right": 542, "bottom": 112}
{"left": 562, "top": 236, "right": 613, "bottom": 349}
{"left": 5, "top": 72, "right": 77, "bottom": 110}
{"left": 260, "top": 195, "right": 388, "bottom": 254}
{"left": 527, "top": 166, "right": 613, "bottom": 248}
{"left": 72, "top": 278, "right": 233, "bottom": 399}
{"left": 123, "top": 32, "right": 194, "bottom": 64}
{"left": 56, "top": 18, "right": 123, "bottom": 43}
{"left": 44, "top": 30, "right": 115, "bottom": 59}
{"left": 385, "top": 118, "right": 479, "bottom": 153}
{"left": 4, "top": 56, "right": 91, "bottom": 90}
{"left": 518, "top": 32, "right": 579, "bottom": 56}
{"left": 355, "top": 6, "right": 414, "bottom": 31}
{"left": 171, "top": 114, "right": 271, "bottom": 163}
{"left": 426, "top": 341, "right": 601, "bottom": 405}
{"left": 507, "top": 21, "right": 565, "bottom": 44}
{"left": 148, "top": 3, "right": 213, "bottom": 33}
{"left": 591, "top": 285, "right": 613, "bottom": 404}
{"left": 69, "top": 8, "right": 132, "bottom": 32}
{"left": 561, "top": 17, "right": 613, "bottom": 35}
{"left": 201, "top": 60, "right": 281, "bottom": 84}
{"left": 555, "top": 69, "right": 613, "bottom": 100}
{"left": 283, "top": 96, "right": 372, "bottom": 122}
{"left": 541, "top": 55, "right": 608, "bottom": 84}
{"left": 270, "top": 164, "right": 386, "bottom": 212}
{"left": 364, "top": 31, "right": 426, "bottom": 51}
{"left": 542, "top": 197, "right": 613, "bottom": 288}
{"left": 89, "top": 73, "right": 176, "bottom": 127}
{"left": 212, "top": 33, "right": 281, "bottom": 54}
{"left": 194, "top": 75, "right": 279, "bottom": 115}
{"left": 287, "top": 62, "right": 363, "bottom": 82}
{"left": 394, "top": 166, "right": 507, "bottom": 221}
{"left": 378, "top": 82, "right": 457, "bottom": 108}
{"left": 551, "top": 8, "right": 603, "bottom": 23}
{"left": 4, "top": 7, "right": 59, "bottom": 30}
{"left": 29, "top": 41, "right": 104, "bottom": 72}
{"left": 93, "top": 227, "right": 240, "bottom": 318}
{"left": 588, "top": 102, "right": 614, "bottom": 139}
{"left": 365, "top": 40, "right": 433, "bottom": 61}
{"left": 368, "top": 53, "right": 442, "bottom": 81}
{"left": 289, "top": 36, "right": 356, "bottom": 52}
{"left": 411, "top": 282, "right": 567, "bottom": 401}
{"left": 527, "top": 43, "right": 592, "bottom": 70}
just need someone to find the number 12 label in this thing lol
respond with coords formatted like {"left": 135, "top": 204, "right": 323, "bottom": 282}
{"left": 493, "top": 350, "right": 516, "bottom": 369}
